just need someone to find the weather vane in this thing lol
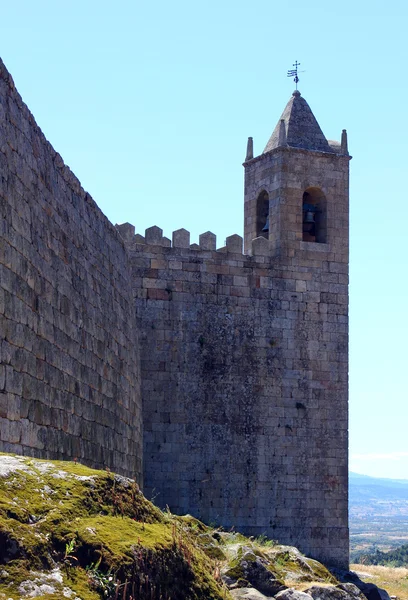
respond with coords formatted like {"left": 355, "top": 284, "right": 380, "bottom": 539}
{"left": 287, "top": 61, "right": 300, "bottom": 90}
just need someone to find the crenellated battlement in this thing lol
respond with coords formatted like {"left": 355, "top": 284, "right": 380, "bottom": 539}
{"left": 115, "top": 223, "right": 274, "bottom": 258}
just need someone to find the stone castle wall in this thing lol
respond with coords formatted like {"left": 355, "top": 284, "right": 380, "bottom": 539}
{"left": 119, "top": 220, "right": 348, "bottom": 568}
{"left": 0, "top": 59, "right": 142, "bottom": 480}
{"left": 0, "top": 55, "right": 349, "bottom": 569}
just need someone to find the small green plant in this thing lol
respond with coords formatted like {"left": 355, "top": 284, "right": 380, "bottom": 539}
{"left": 275, "top": 551, "right": 290, "bottom": 567}
{"left": 65, "top": 538, "right": 76, "bottom": 558}
{"left": 254, "top": 534, "right": 276, "bottom": 548}
{"left": 63, "top": 537, "right": 78, "bottom": 574}
{"left": 86, "top": 560, "right": 117, "bottom": 598}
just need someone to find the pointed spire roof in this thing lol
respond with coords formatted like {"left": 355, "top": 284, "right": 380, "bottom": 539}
{"left": 263, "top": 90, "right": 333, "bottom": 154}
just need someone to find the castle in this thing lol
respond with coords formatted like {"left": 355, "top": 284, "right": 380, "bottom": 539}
{"left": 0, "top": 58, "right": 350, "bottom": 568}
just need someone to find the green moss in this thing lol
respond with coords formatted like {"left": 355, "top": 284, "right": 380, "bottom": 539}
{"left": 0, "top": 563, "right": 103, "bottom": 600}
{"left": 0, "top": 454, "right": 231, "bottom": 599}
{"left": 302, "top": 557, "right": 337, "bottom": 583}
{"left": 0, "top": 590, "right": 59, "bottom": 600}
{"left": 254, "top": 534, "right": 277, "bottom": 548}
{"left": 75, "top": 516, "right": 173, "bottom": 569}
{"left": 262, "top": 549, "right": 338, "bottom": 585}
{"left": 225, "top": 564, "right": 244, "bottom": 579}
{"left": 0, "top": 560, "right": 30, "bottom": 599}
{"left": 273, "top": 558, "right": 302, "bottom": 578}
{"left": 176, "top": 514, "right": 211, "bottom": 533}
{"left": 236, "top": 546, "right": 263, "bottom": 561}
{"left": 66, "top": 567, "right": 108, "bottom": 600}
{"left": 226, "top": 532, "right": 248, "bottom": 544}
{"left": 202, "top": 545, "right": 226, "bottom": 560}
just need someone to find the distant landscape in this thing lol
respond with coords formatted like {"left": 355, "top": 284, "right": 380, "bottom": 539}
{"left": 349, "top": 471, "right": 408, "bottom": 562}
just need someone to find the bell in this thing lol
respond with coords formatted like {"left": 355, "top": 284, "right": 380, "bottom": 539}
{"left": 304, "top": 210, "right": 315, "bottom": 224}
{"left": 262, "top": 216, "right": 269, "bottom": 232}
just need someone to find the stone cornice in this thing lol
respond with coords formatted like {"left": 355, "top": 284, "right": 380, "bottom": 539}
{"left": 243, "top": 145, "right": 352, "bottom": 167}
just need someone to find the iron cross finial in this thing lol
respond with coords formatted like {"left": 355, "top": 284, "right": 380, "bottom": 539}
{"left": 287, "top": 61, "right": 301, "bottom": 90}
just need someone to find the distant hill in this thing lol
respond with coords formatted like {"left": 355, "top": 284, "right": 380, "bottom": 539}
{"left": 349, "top": 471, "right": 408, "bottom": 559}
{"left": 350, "top": 471, "right": 408, "bottom": 502}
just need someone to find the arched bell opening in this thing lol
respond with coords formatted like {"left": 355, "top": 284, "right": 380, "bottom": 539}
{"left": 302, "top": 187, "right": 327, "bottom": 243}
{"left": 256, "top": 190, "right": 269, "bottom": 239}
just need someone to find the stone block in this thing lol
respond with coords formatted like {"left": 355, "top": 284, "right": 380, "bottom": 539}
{"left": 172, "top": 228, "right": 190, "bottom": 248}
{"left": 5, "top": 366, "right": 22, "bottom": 396}
{"left": 145, "top": 226, "right": 163, "bottom": 244}
{"left": 226, "top": 234, "right": 243, "bottom": 253}
{"left": 169, "top": 260, "right": 182, "bottom": 270}
{"left": 251, "top": 236, "right": 270, "bottom": 256}
{"left": 199, "top": 231, "right": 216, "bottom": 250}
{"left": 115, "top": 222, "right": 135, "bottom": 243}
{"left": 233, "top": 275, "right": 247, "bottom": 287}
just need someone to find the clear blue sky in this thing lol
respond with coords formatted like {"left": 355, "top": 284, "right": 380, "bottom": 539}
{"left": 1, "top": 0, "right": 407, "bottom": 478}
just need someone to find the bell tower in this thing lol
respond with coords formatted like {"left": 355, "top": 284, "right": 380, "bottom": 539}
{"left": 242, "top": 90, "right": 351, "bottom": 568}
{"left": 243, "top": 90, "right": 350, "bottom": 259}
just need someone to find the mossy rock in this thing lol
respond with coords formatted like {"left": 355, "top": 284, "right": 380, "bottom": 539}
{"left": 302, "top": 557, "right": 337, "bottom": 583}
{"left": 225, "top": 564, "right": 245, "bottom": 580}
{"left": 225, "top": 546, "right": 286, "bottom": 596}
{"left": 202, "top": 545, "right": 227, "bottom": 560}
{"left": 177, "top": 514, "right": 210, "bottom": 533}
{"left": 0, "top": 454, "right": 231, "bottom": 600}
{"left": 236, "top": 578, "right": 250, "bottom": 588}
{"left": 264, "top": 547, "right": 338, "bottom": 585}
{"left": 195, "top": 533, "right": 227, "bottom": 560}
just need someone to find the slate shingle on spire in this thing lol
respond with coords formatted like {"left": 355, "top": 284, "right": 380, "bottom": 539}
{"left": 264, "top": 90, "right": 334, "bottom": 154}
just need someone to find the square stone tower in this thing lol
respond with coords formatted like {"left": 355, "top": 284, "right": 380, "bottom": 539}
{"left": 131, "top": 90, "right": 350, "bottom": 569}
{"left": 244, "top": 90, "right": 349, "bottom": 259}
{"left": 243, "top": 90, "right": 350, "bottom": 566}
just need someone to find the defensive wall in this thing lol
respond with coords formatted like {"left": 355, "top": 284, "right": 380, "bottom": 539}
{"left": 0, "top": 55, "right": 349, "bottom": 569}
{"left": 0, "top": 58, "right": 142, "bottom": 480}
{"left": 116, "top": 220, "right": 348, "bottom": 568}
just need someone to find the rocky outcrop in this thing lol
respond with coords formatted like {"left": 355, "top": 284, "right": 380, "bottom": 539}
{"left": 331, "top": 569, "right": 392, "bottom": 600}
{"left": 275, "top": 589, "right": 315, "bottom": 600}
{"left": 223, "top": 546, "right": 287, "bottom": 596}
{"left": 303, "top": 583, "right": 368, "bottom": 599}
{"left": 0, "top": 453, "right": 394, "bottom": 600}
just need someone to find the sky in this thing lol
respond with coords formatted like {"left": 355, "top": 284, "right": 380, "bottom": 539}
{"left": 1, "top": 0, "right": 407, "bottom": 479}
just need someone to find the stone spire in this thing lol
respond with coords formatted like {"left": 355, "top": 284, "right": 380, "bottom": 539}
{"left": 341, "top": 129, "right": 349, "bottom": 155}
{"left": 245, "top": 136, "right": 254, "bottom": 161}
{"left": 263, "top": 90, "right": 333, "bottom": 154}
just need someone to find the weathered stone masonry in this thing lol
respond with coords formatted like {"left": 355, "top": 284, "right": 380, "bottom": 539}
{"left": 0, "top": 59, "right": 142, "bottom": 480}
{"left": 0, "top": 56, "right": 349, "bottom": 569}
{"left": 119, "top": 90, "right": 350, "bottom": 568}
{"left": 123, "top": 218, "right": 348, "bottom": 568}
